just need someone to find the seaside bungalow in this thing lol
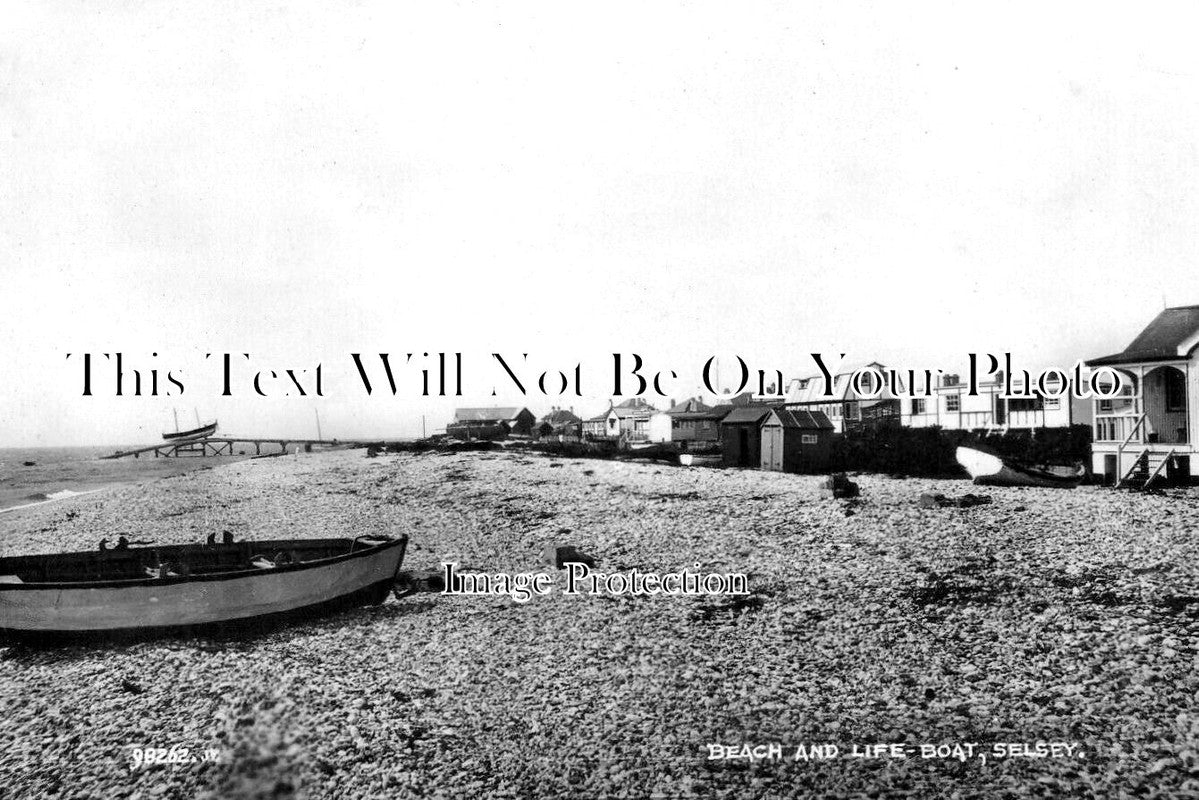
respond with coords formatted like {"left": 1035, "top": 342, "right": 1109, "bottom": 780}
{"left": 1086, "top": 306, "right": 1199, "bottom": 485}
{"left": 582, "top": 411, "right": 613, "bottom": 440}
{"left": 760, "top": 408, "right": 834, "bottom": 473}
{"left": 670, "top": 407, "right": 730, "bottom": 444}
{"left": 719, "top": 406, "right": 775, "bottom": 467}
{"left": 448, "top": 407, "right": 537, "bottom": 440}
{"left": 783, "top": 361, "right": 898, "bottom": 432}
{"left": 901, "top": 372, "right": 1091, "bottom": 432}
{"left": 666, "top": 396, "right": 724, "bottom": 444}
{"left": 537, "top": 407, "right": 582, "bottom": 438}
{"left": 582, "top": 399, "right": 661, "bottom": 441}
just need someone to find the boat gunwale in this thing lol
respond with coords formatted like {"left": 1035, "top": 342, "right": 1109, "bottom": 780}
{"left": 0, "top": 535, "right": 408, "bottom": 592}
{"left": 162, "top": 421, "right": 219, "bottom": 440}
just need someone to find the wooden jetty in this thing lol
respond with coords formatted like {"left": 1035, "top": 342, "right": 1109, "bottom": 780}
{"left": 102, "top": 436, "right": 353, "bottom": 460}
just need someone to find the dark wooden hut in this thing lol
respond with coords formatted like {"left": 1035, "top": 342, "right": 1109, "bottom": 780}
{"left": 719, "top": 406, "right": 774, "bottom": 467}
{"left": 760, "top": 408, "right": 834, "bottom": 473}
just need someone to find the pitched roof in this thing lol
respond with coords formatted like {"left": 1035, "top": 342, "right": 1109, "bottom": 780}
{"left": 771, "top": 409, "right": 834, "bottom": 430}
{"left": 725, "top": 392, "right": 759, "bottom": 407}
{"left": 614, "top": 397, "right": 657, "bottom": 411}
{"left": 540, "top": 409, "right": 582, "bottom": 425}
{"left": 454, "top": 407, "right": 528, "bottom": 422}
{"left": 668, "top": 397, "right": 710, "bottom": 414}
{"left": 706, "top": 404, "right": 735, "bottom": 421}
{"left": 1087, "top": 306, "right": 1199, "bottom": 366}
{"left": 786, "top": 361, "right": 895, "bottom": 402}
{"left": 671, "top": 410, "right": 720, "bottom": 421}
{"left": 610, "top": 406, "right": 654, "bottom": 419}
{"left": 721, "top": 406, "right": 774, "bottom": 425}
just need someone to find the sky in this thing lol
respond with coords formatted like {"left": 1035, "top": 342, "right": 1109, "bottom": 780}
{"left": 4, "top": 2, "right": 1199, "bottom": 445}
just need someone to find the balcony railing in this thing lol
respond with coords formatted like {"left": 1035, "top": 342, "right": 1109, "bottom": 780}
{"left": 1095, "top": 414, "right": 1144, "bottom": 444}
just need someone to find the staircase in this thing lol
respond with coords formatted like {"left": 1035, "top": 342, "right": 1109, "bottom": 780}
{"left": 1116, "top": 448, "right": 1176, "bottom": 489}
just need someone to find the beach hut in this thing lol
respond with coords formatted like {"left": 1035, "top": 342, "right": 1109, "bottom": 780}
{"left": 760, "top": 408, "right": 834, "bottom": 473}
{"left": 719, "top": 406, "right": 774, "bottom": 467}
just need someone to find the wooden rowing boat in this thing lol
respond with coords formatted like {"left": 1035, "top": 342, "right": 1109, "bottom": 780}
{"left": 0, "top": 534, "right": 408, "bottom": 643}
{"left": 955, "top": 445, "right": 1085, "bottom": 488}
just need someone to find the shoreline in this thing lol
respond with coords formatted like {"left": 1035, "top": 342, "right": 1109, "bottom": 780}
{"left": 0, "top": 488, "right": 108, "bottom": 515}
{"left": 0, "top": 453, "right": 252, "bottom": 514}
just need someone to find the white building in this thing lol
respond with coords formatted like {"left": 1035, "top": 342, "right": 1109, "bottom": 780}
{"left": 581, "top": 399, "right": 666, "bottom": 441}
{"left": 782, "top": 361, "right": 901, "bottom": 432}
{"left": 902, "top": 372, "right": 1090, "bottom": 431}
{"left": 1087, "top": 306, "right": 1199, "bottom": 485}
{"left": 783, "top": 360, "right": 1090, "bottom": 434}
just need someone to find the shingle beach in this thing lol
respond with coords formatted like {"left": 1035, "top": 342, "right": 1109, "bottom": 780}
{"left": 2, "top": 449, "right": 1197, "bottom": 798}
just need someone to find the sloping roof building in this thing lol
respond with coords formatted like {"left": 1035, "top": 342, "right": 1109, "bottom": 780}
{"left": 1088, "top": 306, "right": 1199, "bottom": 366}
{"left": 538, "top": 407, "right": 583, "bottom": 437}
{"left": 450, "top": 406, "right": 536, "bottom": 437}
{"left": 719, "top": 406, "right": 775, "bottom": 467}
{"left": 761, "top": 408, "right": 834, "bottom": 473}
{"left": 1085, "top": 305, "right": 1199, "bottom": 485}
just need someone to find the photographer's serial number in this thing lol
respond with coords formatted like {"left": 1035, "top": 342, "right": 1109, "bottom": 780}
{"left": 129, "top": 745, "right": 225, "bottom": 769}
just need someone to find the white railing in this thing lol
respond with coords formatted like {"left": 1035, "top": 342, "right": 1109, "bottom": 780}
{"left": 1095, "top": 414, "right": 1145, "bottom": 444}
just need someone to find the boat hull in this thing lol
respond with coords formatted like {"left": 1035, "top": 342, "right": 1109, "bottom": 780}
{"left": 163, "top": 421, "right": 218, "bottom": 441}
{"left": 955, "top": 446, "right": 1084, "bottom": 489}
{"left": 0, "top": 537, "right": 407, "bottom": 642}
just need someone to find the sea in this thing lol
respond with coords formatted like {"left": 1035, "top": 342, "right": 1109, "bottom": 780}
{"left": 0, "top": 446, "right": 246, "bottom": 512}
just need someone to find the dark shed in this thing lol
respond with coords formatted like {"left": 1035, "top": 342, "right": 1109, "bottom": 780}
{"left": 761, "top": 408, "right": 834, "bottom": 473}
{"left": 719, "top": 406, "right": 774, "bottom": 467}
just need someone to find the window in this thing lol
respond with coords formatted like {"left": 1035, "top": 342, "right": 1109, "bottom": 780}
{"left": 1007, "top": 397, "right": 1044, "bottom": 413}
{"left": 1166, "top": 369, "right": 1186, "bottom": 412}
{"left": 801, "top": 434, "right": 818, "bottom": 444}
{"left": 911, "top": 399, "right": 926, "bottom": 415}
{"left": 1044, "top": 398, "right": 1060, "bottom": 410}
{"left": 946, "top": 394, "right": 960, "bottom": 412}
{"left": 1099, "top": 399, "right": 1113, "bottom": 413}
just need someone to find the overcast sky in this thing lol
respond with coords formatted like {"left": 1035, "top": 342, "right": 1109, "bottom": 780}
{"left": 4, "top": 3, "right": 1199, "bottom": 446}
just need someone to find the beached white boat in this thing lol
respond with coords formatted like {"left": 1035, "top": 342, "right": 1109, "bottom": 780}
{"left": 955, "top": 446, "right": 1085, "bottom": 488}
{"left": 0, "top": 535, "right": 408, "bottom": 642}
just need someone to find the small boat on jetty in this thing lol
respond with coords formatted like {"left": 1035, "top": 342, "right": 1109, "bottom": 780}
{"left": 162, "top": 420, "right": 218, "bottom": 441}
{"left": 0, "top": 534, "right": 408, "bottom": 642}
{"left": 955, "top": 445, "right": 1085, "bottom": 489}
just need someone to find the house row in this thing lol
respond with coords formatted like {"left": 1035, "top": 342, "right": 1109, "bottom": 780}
{"left": 447, "top": 305, "right": 1199, "bottom": 485}
{"left": 781, "top": 361, "right": 1090, "bottom": 433}
{"left": 449, "top": 397, "right": 835, "bottom": 473}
